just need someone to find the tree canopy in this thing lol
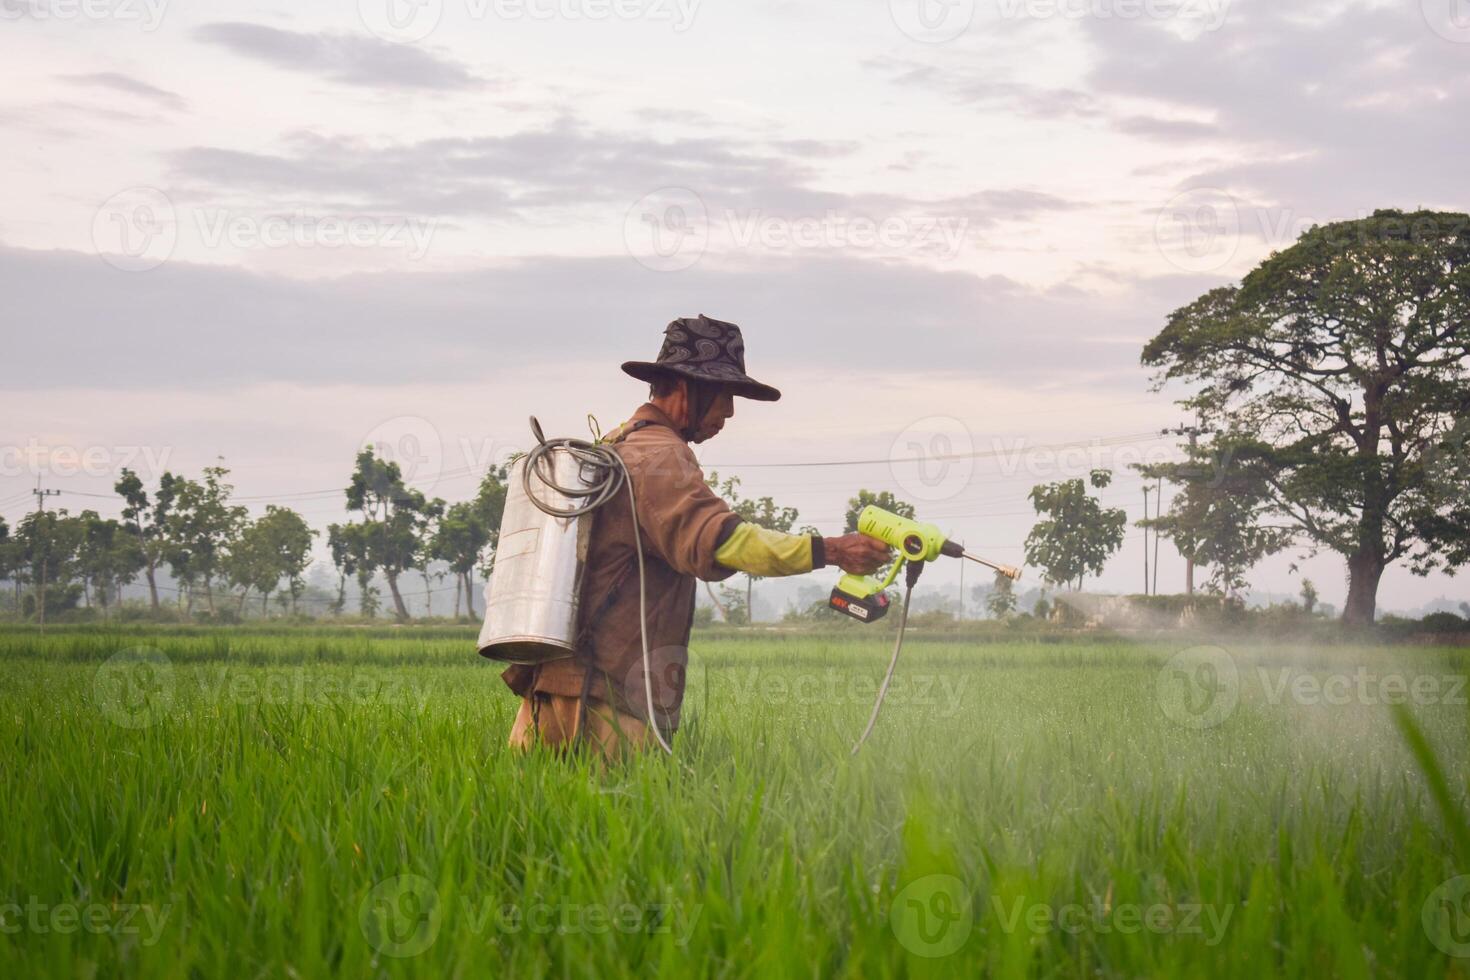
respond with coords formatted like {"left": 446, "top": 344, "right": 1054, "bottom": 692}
{"left": 1142, "top": 209, "right": 1470, "bottom": 623}
{"left": 1024, "top": 469, "right": 1128, "bottom": 592}
{"left": 342, "top": 446, "right": 441, "bottom": 620}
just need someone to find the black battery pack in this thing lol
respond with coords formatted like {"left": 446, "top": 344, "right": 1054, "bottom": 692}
{"left": 829, "top": 587, "right": 890, "bottom": 623}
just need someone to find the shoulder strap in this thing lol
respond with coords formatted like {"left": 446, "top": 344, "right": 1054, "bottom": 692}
{"left": 605, "top": 415, "right": 676, "bottom": 445}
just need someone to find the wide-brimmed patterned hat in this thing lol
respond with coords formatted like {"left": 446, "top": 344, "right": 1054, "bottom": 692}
{"left": 621, "top": 314, "right": 781, "bottom": 402}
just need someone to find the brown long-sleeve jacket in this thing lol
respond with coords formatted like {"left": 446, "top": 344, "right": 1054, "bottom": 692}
{"left": 501, "top": 403, "right": 743, "bottom": 734}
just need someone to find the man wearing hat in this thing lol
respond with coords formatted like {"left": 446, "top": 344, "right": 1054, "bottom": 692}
{"left": 503, "top": 314, "right": 891, "bottom": 757}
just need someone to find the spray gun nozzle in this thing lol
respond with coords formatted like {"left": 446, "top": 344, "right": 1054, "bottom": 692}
{"left": 958, "top": 551, "right": 1022, "bottom": 581}
{"left": 938, "top": 536, "right": 1021, "bottom": 580}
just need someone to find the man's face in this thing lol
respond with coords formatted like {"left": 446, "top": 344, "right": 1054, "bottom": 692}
{"left": 689, "top": 385, "right": 736, "bottom": 443}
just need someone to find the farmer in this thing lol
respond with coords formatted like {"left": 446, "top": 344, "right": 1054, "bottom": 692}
{"left": 503, "top": 314, "right": 891, "bottom": 758}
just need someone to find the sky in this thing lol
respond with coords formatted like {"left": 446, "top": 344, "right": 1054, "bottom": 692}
{"left": 2, "top": 0, "right": 1468, "bottom": 613}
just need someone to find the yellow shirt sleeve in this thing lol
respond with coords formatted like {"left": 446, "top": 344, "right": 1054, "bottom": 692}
{"left": 714, "top": 522, "right": 815, "bottom": 577}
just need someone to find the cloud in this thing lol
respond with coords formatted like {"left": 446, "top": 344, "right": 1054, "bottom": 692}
{"left": 59, "top": 72, "right": 187, "bottom": 111}
{"left": 866, "top": 51, "right": 1105, "bottom": 121}
{"left": 193, "top": 22, "right": 481, "bottom": 91}
{"left": 770, "top": 138, "right": 862, "bottom": 159}
{"left": 0, "top": 101, "right": 152, "bottom": 140}
{"left": 634, "top": 106, "right": 722, "bottom": 127}
{"left": 1115, "top": 116, "right": 1218, "bottom": 141}
{"left": 0, "top": 244, "right": 1176, "bottom": 393}
{"left": 164, "top": 119, "right": 1092, "bottom": 237}
{"left": 1081, "top": 1, "right": 1470, "bottom": 210}
{"left": 167, "top": 119, "right": 826, "bottom": 218}
{"left": 871, "top": 0, "right": 1467, "bottom": 235}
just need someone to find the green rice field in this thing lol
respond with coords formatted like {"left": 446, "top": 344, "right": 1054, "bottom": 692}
{"left": 1, "top": 624, "right": 1468, "bottom": 978}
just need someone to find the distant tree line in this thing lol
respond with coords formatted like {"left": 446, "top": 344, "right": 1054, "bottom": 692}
{"left": 0, "top": 449, "right": 509, "bottom": 623}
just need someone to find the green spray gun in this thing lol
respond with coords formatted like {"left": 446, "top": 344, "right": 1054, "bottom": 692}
{"left": 829, "top": 505, "right": 1022, "bottom": 623}
{"left": 833, "top": 505, "right": 1023, "bottom": 754}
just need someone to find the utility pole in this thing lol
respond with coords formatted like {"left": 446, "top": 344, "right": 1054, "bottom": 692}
{"left": 958, "top": 555, "right": 964, "bottom": 621}
{"left": 1142, "top": 484, "right": 1151, "bottom": 595}
{"left": 1162, "top": 424, "right": 1215, "bottom": 596}
{"left": 31, "top": 479, "right": 60, "bottom": 633}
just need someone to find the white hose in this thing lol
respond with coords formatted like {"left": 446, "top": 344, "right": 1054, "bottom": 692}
{"left": 850, "top": 580, "right": 915, "bottom": 756}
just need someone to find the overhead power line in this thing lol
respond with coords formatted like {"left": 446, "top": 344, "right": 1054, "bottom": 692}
{"left": 0, "top": 429, "right": 1170, "bottom": 510}
{"left": 700, "top": 431, "right": 1165, "bottom": 469}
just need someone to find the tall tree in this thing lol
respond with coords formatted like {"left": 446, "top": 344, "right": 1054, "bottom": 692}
{"left": 344, "top": 446, "right": 436, "bottom": 620}
{"left": 0, "top": 517, "right": 14, "bottom": 611}
{"left": 415, "top": 498, "right": 447, "bottom": 617}
{"left": 1024, "top": 470, "right": 1128, "bottom": 592}
{"left": 326, "top": 523, "right": 353, "bottom": 616}
{"left": 328, "top": 521, "right": 377, "bottom": 618}
{"left": 75, "top": 511, "right": 145, "bottom": 618}
{"left": 114, "top": 468, "right": 179, "bottom": 612}
{"left": 1142, "top": 209, "right": 1470, "bottom": 624}
{"left": 160, "top": 478, "right": 200, "bottom": 613}
{"left": 260, "top": 507, "right": 316, "bottom": 616}
{"left": 432, "top": 501, "right": 489, "bottom": 619}
{"left": 224, "top": 517, "right": 275, "bottom": 615}
{"left": 166, "top": 466, "right": 246, "bottom": 616}
{"left": 226, "top": 507, "right": 316, "bottom": 616}
{"left": 15, "top": 509, "right": 84, "bottom": 620}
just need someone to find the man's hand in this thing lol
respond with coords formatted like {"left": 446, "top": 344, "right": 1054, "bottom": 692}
{"left": 823, "top": 533, "right": 891, "bottom": 575}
